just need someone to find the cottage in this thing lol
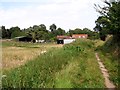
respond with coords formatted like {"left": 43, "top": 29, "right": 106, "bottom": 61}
{"left": 72, "top": 34, "right": 88, "bottom": 39}
{"left": 56, "top": 34, "right": 88, "bottom": 44}
{"left": 57, "top": 35, "right": 75, "bottom": 44}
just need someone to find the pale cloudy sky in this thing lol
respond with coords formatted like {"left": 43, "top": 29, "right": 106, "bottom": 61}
{"left": 0, "top": 0, "right": 105, "bottom": 31}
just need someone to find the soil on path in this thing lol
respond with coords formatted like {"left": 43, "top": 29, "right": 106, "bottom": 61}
{"left": 95, "top": 53, "right": 116, "bottom": 89}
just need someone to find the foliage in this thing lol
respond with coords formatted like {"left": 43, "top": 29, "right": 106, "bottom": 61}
{"left": 56, "top": 28, "right": 65, "bottom": 35}
{"left": 11, "top": 30, "right": 26, "bottom": 39}
{"left": 1, "top": 26, "right": 7, "bottom": 38}
{"left": 49, "top": 24, "right": 66, "bottom": 38}
{"left": 94, "top": 1, "right": 120, "bottom": 86}
{"left": 25, "top": 24, "right": 49, "bottom": 42}
{"left": 1, "top": 24, "right": 98, "bottom": 41}
{"left": 94, "top": 0, "right": 120, "bottom": 41}
{"left": 49, "top": 24, "right": 57, "bottom": 32}
{"left": 0, "top": 26, "right": 26, "bottom": 39}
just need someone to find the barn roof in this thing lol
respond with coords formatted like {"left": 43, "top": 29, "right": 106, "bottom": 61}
{"left": 57, "top": 35, "right": 71, "bottom": 39}
{"left": 14, "top": 36, "right": 26, "bottom": 39}
{"left": 72, "top": 34, "right": 88, "bottom": 36}
{"left": 72, "top": 34, "right": 88, "bottom": 38}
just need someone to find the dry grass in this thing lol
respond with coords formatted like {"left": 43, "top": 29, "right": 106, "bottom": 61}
{"left": 2, "top": 41, "right": 63, "bottom": 70}
{"left": 2, "top": 46, "right": 44, "bottom": 70}
{"left": 94, "top": 40, "right": 105, "bottom": 48}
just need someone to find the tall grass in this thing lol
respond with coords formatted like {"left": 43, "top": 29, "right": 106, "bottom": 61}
{"left": 2, "top": 39, "right": 104, "bottom": 88}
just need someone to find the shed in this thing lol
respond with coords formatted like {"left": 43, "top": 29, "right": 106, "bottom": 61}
{"left": 57, "top": 35, "right": 75, "bottom": 44}
{"left": 15, "top": 36, "right": 32, "bottom": 42}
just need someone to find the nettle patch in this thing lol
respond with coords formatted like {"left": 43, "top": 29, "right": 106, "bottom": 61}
{"left": 63, "top": 44, "right": 84, "bottom": 52}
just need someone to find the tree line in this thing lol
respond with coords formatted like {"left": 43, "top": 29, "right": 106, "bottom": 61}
{"left": 0, "top": 24, "right": 99, "bottom": 42}
{"left": 0, "top": 0, "right": 120, "bottom": 43}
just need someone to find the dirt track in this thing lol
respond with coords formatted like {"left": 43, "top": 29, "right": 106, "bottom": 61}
{"left": 95, "top": 53, "right": 116, "bottom": 89}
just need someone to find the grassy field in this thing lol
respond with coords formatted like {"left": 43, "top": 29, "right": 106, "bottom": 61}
{"left": 2, "top": 39, "right": 105, "bottom": 88}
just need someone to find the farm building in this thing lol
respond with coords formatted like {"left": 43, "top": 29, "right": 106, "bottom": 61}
{"left": 15, "top": 36, "right": 32, "bottom": 42}
{"left": 57, "top": 34, "right": 88, "bottom": 44}
{"left": 57, "top": 35, "right": 75, "bottom": 44}
{"left": 72, "top": 34, "right": 88, "bottom": 39}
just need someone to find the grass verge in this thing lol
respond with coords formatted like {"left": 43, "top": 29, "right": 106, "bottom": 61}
{"left": 94, "top": 38, "right": 119, "bottom": 88}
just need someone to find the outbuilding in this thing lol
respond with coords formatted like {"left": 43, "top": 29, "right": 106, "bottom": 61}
{"left": 56, "top": 34, "right": 88, "bottom": 44}
{"left": 57, "top": 35, "right": 75, "bottom": 44}
{"left": 14, "top": 36, "right": 32, "bottom": 42}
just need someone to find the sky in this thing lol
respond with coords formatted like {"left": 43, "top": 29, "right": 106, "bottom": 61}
{"left": 0, "top": 0, "right": 105, "bottom": 31}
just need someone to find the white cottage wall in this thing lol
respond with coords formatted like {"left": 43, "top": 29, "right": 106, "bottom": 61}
{"left": 64, "top": 39, "right": 75, "bottom": 44}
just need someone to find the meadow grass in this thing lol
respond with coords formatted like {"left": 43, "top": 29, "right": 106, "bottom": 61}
{"left": 2, "top": 39, "right": 105, "bottom": 88}
{"left": 2, "top": 40, "right": 58, "bottom": 48}
{"left": 2, "top": 47, "right": 43, "bottom": 70}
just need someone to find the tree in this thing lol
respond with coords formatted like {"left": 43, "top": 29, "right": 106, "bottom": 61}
{"left": 49, "top": 24, "right": 58, "bottom": 39}
{"left": 26, "top": 26, "right": 37, "bottom": 43}
{"left": 39, "top": 24, "right": 47, "bottom": 32}
{"left": 0, "top": 26, "right": 11, "bottom": 38}
{"left": 49, "top": 24, "right": 57, "bottom": 32}
{"left": 9, "top": 26, "right": 20, "bottom": 38}
{"left": 94, "top": 16, "right": 109, "bottom": 41}
{"left": 26, "top": 24, "right": 50, "bottom": 42}
{"left": 68, "top": 28, "right": 83, "bottom": 36}
{"left": 94, "top": 0, "right": 120, "bottom": 41}
{"left": 54, "top": 28, "right": 65, "bottom": 36}
{"left": 1, "top": 26, "right": 7, "bottom": 38}
{"left": 11, "top": 30, "right": 26, "bottom": 38}
{"left": 9, "top": 26, "right": 26, "bottom": 38}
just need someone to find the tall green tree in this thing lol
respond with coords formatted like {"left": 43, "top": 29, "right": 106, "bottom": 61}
{"left": 26, "top": 27, "right": 36, "bottom": 43}
{"left": 39, "top": 24, "right": 47, "bottom": 32}
{"left": 49, "top": 24, "right": 57, "bottom": 32}
{"left": 1, "top": 26, "right": 7, "bottom": 38}
{"left": 94, "top": 0, "right": 120, "bottom": 41}
{"left": 56, "top": 28, "right": 65, "bottom": 35}
{"left": 9, "top": 26, "right": 26, "bottom": 38}
{"left": 26, "top": 24, "right": 50, "bottom": 42}
{"left": 49, "top": 24, "right": 57, "bottom": 38}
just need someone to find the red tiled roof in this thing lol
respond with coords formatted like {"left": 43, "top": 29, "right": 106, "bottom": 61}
{"left": 57, "top": 35, "right": 71, "bottom": 39}
{"left": 57, "top": 34, "right": 88, "bottom": 39}
{"left": 72, "top": 34, "right": 88, "bottom": 36}
{"left": 72, "top": 34, "right": 88, "bottom": 38}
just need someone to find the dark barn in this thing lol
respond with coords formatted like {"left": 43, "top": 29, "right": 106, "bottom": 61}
{"left": 57, "top": 39, "right": 64, "bottom": 44}
{"left": 15, "top": 36, "right": 32, "bottom": 42}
